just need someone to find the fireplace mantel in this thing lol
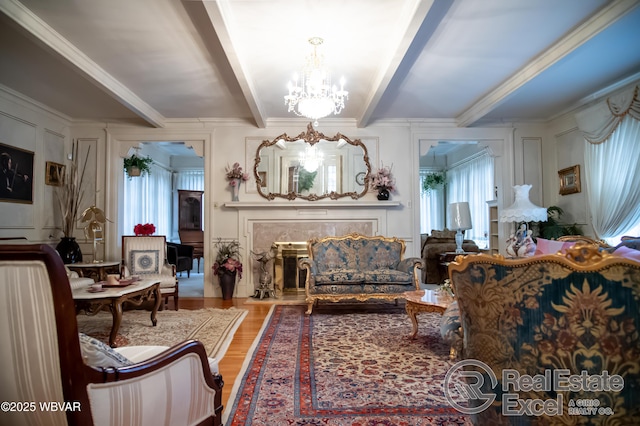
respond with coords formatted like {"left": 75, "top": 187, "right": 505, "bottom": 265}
{"left": 224, "top": 201, "right": 400, "bottom": 209}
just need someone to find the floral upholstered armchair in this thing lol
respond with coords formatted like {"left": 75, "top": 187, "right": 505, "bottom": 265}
{"left": 447, "top": 245, "right": 640, "bottom": 425}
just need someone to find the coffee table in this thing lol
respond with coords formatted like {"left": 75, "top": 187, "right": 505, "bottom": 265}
{"left": 67, "top": 260, "right": 120, "bottom": 282}
{"left": 403, "top": 289, "right": 453, "bottom": 339}
{"left": 73, "top": 279, "right": 161, "bottom": 347}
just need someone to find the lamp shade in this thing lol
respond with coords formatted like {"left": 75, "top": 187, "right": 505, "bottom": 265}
{"left": 448, "top": 202, "right": 472, "bottom": 230}
{"left": 499, "top": 184, "right": 547, "bottom": 222}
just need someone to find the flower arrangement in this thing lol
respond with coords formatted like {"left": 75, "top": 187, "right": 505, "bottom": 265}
{"left": 212, "top": 238, "right": 243, "bottom": 279}
{"left": 438, "top": 278, "right": 454, "bottom": 297}
{"left": 225, "top": 162, "right": 250, "bottom": 187}
{"left": 134, "top": 223, "right": 156, "bottom": 236}
{"left": 369, "top": 164, "right": 396, "bottom": 192}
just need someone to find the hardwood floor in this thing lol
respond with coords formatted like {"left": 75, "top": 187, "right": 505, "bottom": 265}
{"left": 177, "top": 297, "right": 274, "bottom": 410}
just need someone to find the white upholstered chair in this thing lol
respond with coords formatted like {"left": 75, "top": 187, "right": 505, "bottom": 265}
{"left": 0, "top": 244, "right": 223, "bottom": 426}
{"left": 121, "top": 235, "right": 179, "bottom": 310}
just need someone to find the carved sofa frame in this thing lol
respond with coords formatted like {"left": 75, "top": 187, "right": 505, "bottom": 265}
{"left": 299, "top": 233, "right": 423, "bottom": 314}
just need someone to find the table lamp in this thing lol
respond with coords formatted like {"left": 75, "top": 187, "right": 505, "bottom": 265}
{"left": 499, "top": 184, "right": 547, "bottom": 257}
{"left": 448, "top": 202, "right": 472, "bottom": 254}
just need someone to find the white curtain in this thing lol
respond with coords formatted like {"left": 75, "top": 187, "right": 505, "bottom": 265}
{"left": 577, "top": 85, "right": 640, "bottom": 242}
{"left": 419, "top": 170, "right": 445, "bottom": 234}
{"left": 446, "top": 152, "right": 494, "bottom": 248}
{"left": 174, "top": 170, "right": 204, "bottom": 192}
{"left": 123, "top": 163, "right": 172, "bottom": 237}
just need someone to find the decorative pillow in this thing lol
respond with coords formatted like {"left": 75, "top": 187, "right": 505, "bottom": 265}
{"left": 78, "top": 333, "right": 133, "bottom": 368}
{"left": 129, "top": 250, "right": 160, "bottom": 275}
{"left": 534, "top": 238, "right": 574, "bottom": 256}
{"left": 613, "top": 245, "right": 640, "bottom": 262}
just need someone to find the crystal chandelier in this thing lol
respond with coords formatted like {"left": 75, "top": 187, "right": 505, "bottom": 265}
{"left": 284, "top": 37, "right": 348, "bottom": 126}
{"left": 299, "top": 145, "right": 324, "bottom": 172}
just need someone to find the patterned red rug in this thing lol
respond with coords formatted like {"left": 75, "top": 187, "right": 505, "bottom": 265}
{"left": 224, "top": 304, "right": 470, "bottom": 425}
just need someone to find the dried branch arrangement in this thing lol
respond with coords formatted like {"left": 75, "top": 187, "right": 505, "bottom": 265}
{"left": 56, "top": 142, "right": 90, "bottom": 238}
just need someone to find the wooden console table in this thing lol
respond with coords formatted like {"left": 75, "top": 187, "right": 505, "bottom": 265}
{"left": 73, "top": 279, "right": 161, "bottom": 347}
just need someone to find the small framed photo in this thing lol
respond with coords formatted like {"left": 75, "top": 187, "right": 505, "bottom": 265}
{"left": 45, "top": 161, "right": 65, "bottom": 186}
{"left": 558, "top": 165, "right": 580, "bottom": 195}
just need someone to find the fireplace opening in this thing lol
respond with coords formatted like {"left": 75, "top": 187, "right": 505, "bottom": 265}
{"left": 273, "top": 242, "right": 308, "bottom": 293}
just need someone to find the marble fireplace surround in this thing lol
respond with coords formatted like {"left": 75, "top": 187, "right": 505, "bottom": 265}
{"left": 234, "top": 204, "right": 397, "bottom": 297}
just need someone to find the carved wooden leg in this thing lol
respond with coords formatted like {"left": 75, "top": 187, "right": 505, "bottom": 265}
{"left": 109, "top": 301, "right": 124, "bottom": 348}
{"left": 306, "top": 301, "right": 314, "bottom": 315}
{"left": 151, "top": 285, "right": 161, "bottom": 326}
{"left": 405, "top": 301, "right": 419, "bottom": 339}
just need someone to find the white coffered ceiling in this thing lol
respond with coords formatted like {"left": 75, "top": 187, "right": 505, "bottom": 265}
{"left": 1, "top": 0, "right": 639, "bottom": 128}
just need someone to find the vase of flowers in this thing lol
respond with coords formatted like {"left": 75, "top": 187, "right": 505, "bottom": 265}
{"left": 225, "top": 162, "right": 250, "bottom": 201}
{"left": 134, "top": 223, "right": 156, "bottom": 236}
{"left": 213, "top": 238, "right": 243, "bottom": 299}
{"left": 370, "top": 164, "right": 396, "bottom": 201}
{"left": 55, "top": 141, "right": 90, "bottom": 264}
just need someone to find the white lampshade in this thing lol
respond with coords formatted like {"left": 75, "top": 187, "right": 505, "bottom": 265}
{"left": 500, "top": 184, "right": 547, "bottom": 222}
{"left": 448, "top": 202, "right": 472, "bottom": 230}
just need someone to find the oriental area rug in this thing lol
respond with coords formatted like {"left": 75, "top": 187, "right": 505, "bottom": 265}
{"left": 223, "top": 304, "right": 470, "bottom": 425}
{"left": 76, "top": 307, "right": 247, "bottom": 360}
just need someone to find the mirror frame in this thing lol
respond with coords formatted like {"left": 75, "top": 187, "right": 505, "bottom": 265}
{"left": 254, "top": 123, "right": 371, "bottom": 201}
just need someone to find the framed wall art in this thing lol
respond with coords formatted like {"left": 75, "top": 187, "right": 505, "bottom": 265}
{"left": 0, "top": 142, "right": 34, "bottom": 204}
{"left": 558, "top": 165, "right": 581, "bottom": 195}
{"left": 45, "top": 161, "right": 65, "bottom": 186}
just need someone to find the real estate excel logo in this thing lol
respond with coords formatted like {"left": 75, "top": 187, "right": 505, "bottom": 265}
{"left": 443, "top": 359, "right": 624, "bottom": 417}
{"left": 444, "top": 359, "right": 497, "bottom": 415}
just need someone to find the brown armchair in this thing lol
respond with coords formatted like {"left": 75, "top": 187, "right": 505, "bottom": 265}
{"left": 0, "top": 244, "right": 223, "bottom": 426}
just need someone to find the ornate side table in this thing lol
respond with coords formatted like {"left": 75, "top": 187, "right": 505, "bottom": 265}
{"left": 403, "top": 289, "right": 453, "bottom": 339}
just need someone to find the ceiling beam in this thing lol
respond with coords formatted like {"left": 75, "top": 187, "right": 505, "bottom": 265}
{"left": 194, "top": 0, "right": 266, "bottom": 128}
{"left": 456, "top": 0, "right": 640, "bottom": 128}
{"left": 0, "top": 0, "right": 166, "bottom": 128}
{"left": 358, "top": 0, "right": 437, "bottom": 128}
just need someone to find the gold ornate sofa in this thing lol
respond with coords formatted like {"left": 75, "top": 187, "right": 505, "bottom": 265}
{"left": 299, "top": 233, "right": 423, "bottom": 314}
{"left": 447, "top": 245, "right": 640, "bottom": 425}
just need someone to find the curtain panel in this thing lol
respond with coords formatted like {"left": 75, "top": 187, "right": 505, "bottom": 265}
{"left": 123, "top": 163, "right": 172, "bottom": 237}
{"left": 575, "top": 85, "right": 640, "bottom": 144}
{"left": 576, "top": 84, "right": 640, "bottom": 240}
{"left": 446, "top": 151, "right": 494, "bottom": 247}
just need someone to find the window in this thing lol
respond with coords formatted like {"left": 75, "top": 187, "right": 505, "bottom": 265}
{"left": 419, "top": 170, "right": 445, "bottom": 234}
{"left": 446, "top": 151, "right": 494, "bottom": 249}
{"left": 123, "top": 162, "right": 172, "bottom": 237}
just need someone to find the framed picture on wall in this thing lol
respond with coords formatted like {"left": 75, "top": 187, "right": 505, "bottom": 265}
{"left": 0, "top": 142, "right": 34, "bottom": 204}
{"left": 45, "top": 161, "right": 65, "bottom": 186}
{"left": 558, "top": 165, "right": 581, "bottom": 195}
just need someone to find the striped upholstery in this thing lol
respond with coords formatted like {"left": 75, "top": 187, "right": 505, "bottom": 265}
{"left": 122, "top": 236, "right": 178, "bottom": 309}
{"left": 87, "top": 353, "right": 217, "bottom": 426}
{"left": 0, "top": 260, "right": 68, "bottom": 426}
{"left": 0, "top": 245, "right": 222, "bottom": 426}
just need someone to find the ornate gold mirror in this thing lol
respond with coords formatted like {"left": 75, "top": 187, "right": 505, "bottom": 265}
{"left": 254, "top": 123, "right": 370, "bottom": 201}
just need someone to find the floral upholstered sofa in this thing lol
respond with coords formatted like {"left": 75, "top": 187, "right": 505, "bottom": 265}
{"left": 445, "top": 244, "right": 640, "bottom": 425}
{"left": 299, "top": 233, "right": 423, "bottom": 314}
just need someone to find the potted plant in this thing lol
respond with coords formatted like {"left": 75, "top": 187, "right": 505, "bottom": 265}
{"left": 124, "top": 153, "right": 153, "bottom": 179}
{"left": 533, "top": 206, "right": 583, "bottom": 239}
{"left": 212, "top": 238, "right": 243, "bottom": 299}
{"left": 422, "top": 171, "right": 446, "bottom": 194}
